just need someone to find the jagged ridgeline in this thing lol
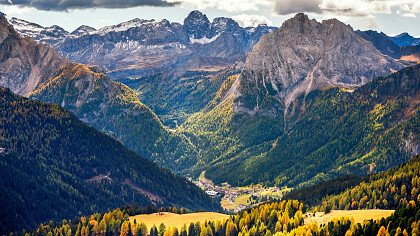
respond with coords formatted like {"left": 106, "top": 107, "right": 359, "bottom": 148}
{"left": 0, "top": 87, "right": 218, "bottom": 234}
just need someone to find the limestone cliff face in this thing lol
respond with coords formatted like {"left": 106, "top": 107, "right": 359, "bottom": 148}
{"left": 0, "top": 15, "right": 65, "bottom": 96}
{"left": 235, "top": 13, "right": 403, "bottom": 115}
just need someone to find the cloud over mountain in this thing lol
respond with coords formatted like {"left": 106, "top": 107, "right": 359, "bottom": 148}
{"left": 232, "top": 14, "right": 272, "bottom": 27}
{"left": 273, "top": 0, "right": 419, "bottom": 18}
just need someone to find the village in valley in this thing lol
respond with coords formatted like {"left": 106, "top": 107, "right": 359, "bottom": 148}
{"left": 191, "top": 172, "right": 291, "bottom": 213}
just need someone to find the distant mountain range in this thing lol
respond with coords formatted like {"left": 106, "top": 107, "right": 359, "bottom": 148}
{"left": 356, "top": 30, "right": 420, "bottom": 62}
{"left": 1, "top": 11, "right": 419, "bottom": 191}
{"left": 390, "top": 32, "right": 420, "bottom": 47}
{"left": 9, "top": 10, "right": 274, "bottom": 77}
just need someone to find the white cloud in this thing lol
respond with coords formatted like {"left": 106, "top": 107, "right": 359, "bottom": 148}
{"left": 1, "top": 5, "right": 33, "bottom": 15}
{"left": 167, "top": 0, "right": 272, "bottom": 12}
{"left": 318, "top": 0, "right": 391, "bottom": 17}
{"left": 402, "top": 13, "right": 416, "bottom": 17}
{"left": 397, "top": 2, "right": 420, "bottom": 17}
{"left": 272, "top": 0, "right": 419, "bottom": 18}
{"left": 232, "top": 14, "right": 273, "bottom": 27}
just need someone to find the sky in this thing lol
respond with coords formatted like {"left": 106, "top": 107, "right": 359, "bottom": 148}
{"left": 0, "top": 0, "right": 419, "bottom": 37}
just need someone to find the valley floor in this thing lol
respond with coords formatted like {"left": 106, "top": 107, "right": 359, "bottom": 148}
{"left": 129, "top": 212, "right": 230, "bottom": 229}
{"left": 193, "top": 172, "right": 291, "bottom": 212}
{"left": 304, "top": 210, "right": 395, "bottom": 225}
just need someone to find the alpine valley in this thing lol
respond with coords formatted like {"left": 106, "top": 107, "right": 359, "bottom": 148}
{"left": 0, "top": 8, "right": 419, "bottom": 236}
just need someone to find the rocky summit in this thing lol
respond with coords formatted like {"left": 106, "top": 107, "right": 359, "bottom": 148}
{"left": 235, "top": 13, "right": 403, "bottom": 115}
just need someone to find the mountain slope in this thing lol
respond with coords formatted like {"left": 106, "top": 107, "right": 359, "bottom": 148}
{"left": 30, "top": 63, "right": 199, "bottom": 171}
{"left": 0, "top": 15, "right": 65, "bottom": 95}
{"left": 0, "top": 87, "right": 218, "bottom": 234}
{"left": 183, "top": 40, "right": 418, "bottom": 187}
{"left": 182, "top": 14, "right": 408, "bottom": 183}
{"left": 283, "top": 155, "right": 420, "bottom": 209}
{"left": 217, "top": 64, "right": 419, "bottom": 186}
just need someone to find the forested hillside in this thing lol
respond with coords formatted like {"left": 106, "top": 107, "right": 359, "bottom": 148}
{"left": 316, "top": 155, "right": 420, "bottom": 211}
{"left": 283, "top": 155, "right": 420, "bottom": 211}
{"left": 184, "top": 64, "right": 419, "bottom": 187}
{"left": 0, "top": 87, "right": 218, "bottom": 233}
{"left": 30, "top": 63, "right": 199, "bottom": 171}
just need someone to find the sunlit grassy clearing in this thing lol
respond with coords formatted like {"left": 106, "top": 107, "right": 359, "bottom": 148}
{"left": 305, "top": 210, "right": 395, "bottom": 225}
{"left": 129, "top": 212, "right": 230, "bottom": 229}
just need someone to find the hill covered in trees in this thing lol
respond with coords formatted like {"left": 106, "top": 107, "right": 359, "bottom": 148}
{"left": 316, "top": 155, "right": 420, "bottom": 212}
{"left": 0, "top": 87, "right": 218, "bottom": 234}
{"left": 283, "top": 155, "right": 420, "bottom": 212}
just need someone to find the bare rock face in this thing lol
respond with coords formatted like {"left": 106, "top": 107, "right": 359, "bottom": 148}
{"left": 0, "top": 15, "right": 65, "bottom": 96}
{"left": 236, "top": 13, "right": 403, "bottom": 115}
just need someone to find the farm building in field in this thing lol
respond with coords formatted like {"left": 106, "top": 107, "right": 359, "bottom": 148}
{"left": 205, "top": 190, "right": 219, "bottom": 196}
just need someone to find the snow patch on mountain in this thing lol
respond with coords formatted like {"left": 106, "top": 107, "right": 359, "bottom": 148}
{"left": 189, "top": 34, "right": 220, "bottom": 44}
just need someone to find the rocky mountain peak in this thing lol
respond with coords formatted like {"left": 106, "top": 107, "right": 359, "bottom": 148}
{"left": 210, "top": 17, "right": 241, "bottom": 37}
{"left": 71, "top": 25, "right": 96, "bottom": 36}
{"left": 237, "top": 14, "right": 403, "bottom": 115}
{"left": 183, "top": 10, "right": 210, "bottom": 39}
{"left": 396, "top": 32, "right": 410, "bottom": 37}
{"left": 281, "top": 13, "right": 317, "bottom": 33}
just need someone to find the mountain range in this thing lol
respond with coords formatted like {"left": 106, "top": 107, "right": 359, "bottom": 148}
{"left": 0, "top": 10, "right": 419, "bottom": 233}
{"left": 2, "top": 11, "right": 419, "bottom": 183}
{"left": 8, "top": 11, "right": 275, "bottom": 126}
{"left": 390, "top": 32, "right": 420, "bottom": 47}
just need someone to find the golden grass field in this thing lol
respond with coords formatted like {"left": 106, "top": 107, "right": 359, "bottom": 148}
{"left": 304, "top": 210, "right": 395, "bottom": 225}
{"left": 129, "top": 212, "right": 230, "bottom": 229}
{"left": 221, "top": 194, "right": 251, "bottom": 211}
